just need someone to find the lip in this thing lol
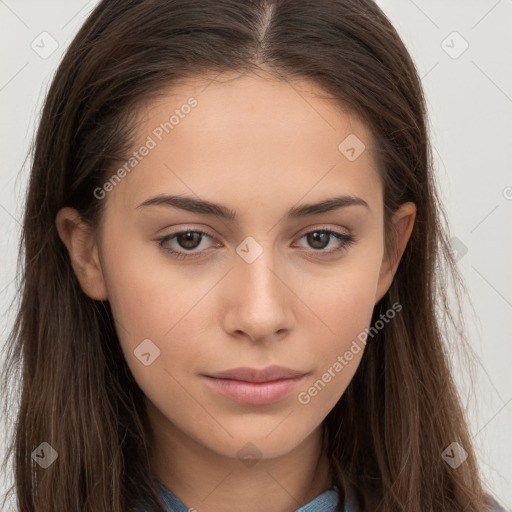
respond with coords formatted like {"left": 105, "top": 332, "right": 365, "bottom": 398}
{"left": 206, "top": 365, "right": 306, "bottom": 382}
{"left": 202, "top": 365, "right": 308, "bottom": 405}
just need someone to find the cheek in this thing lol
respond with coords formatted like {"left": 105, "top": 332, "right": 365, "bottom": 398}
{"left": 305, "top": 247, "right": 382, "bottom": 339}
{"left": 294, "top": 250, "right": 383, "bottom": 407}
{"left": 100, "top": 235, "right": 209, "bottom": 379}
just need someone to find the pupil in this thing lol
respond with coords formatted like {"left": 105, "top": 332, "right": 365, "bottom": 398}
{"left": 309, "top": 232, "right": 328, "bottom": 249}
{"left": 179, "top": 232, "right": 200, "bottom": 249}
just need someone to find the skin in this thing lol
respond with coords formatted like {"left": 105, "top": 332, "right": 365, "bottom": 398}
{"left": 56, "top": 70, "right": 416, "bottom": 512}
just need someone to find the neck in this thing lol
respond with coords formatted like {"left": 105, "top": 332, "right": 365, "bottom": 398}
{"left": 147, "top": 401, "right": 333, "bottom": 512}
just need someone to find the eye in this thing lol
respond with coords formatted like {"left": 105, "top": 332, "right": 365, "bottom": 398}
{"left": 156, "top": 229, "right": 217, "bottom": 259}
{"left": 294, "top": 229, "right": 357, "bottom": 255}
{"left": 156, "top": 227, "right": 357, "bottom": 259}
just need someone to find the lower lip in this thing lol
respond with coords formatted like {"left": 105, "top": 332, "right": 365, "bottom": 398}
{"left": 202, "top": 375, "right": 306, "bottom": 405}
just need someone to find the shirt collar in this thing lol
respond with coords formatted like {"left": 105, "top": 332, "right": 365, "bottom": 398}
{"left": 158, "top": 481, "right": 359, "bottom": 512}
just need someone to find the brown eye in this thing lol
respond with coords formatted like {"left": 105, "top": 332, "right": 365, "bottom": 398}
{"left": 174, "top": 231, "right": 203, "bottom": 250}
{"left": 306, "top": 231, "right": 331, "bottom": 250}
{"left": 297, "top": 230, "right": 357, "bottom": 254}
{"left": 156, "top": 230, "right": 215, "bottom": 259}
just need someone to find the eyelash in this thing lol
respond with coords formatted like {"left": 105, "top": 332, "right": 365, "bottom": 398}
{"left": 156, "top": 227, "right": 357, "bottom": 260}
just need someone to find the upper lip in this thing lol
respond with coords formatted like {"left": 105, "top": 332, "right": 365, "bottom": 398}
{"left": 204, "top": 365, "right": 307, "bottom": 383}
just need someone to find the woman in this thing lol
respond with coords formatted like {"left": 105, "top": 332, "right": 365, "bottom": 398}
{"left": 1, "top": 0, "right": 507, "bottom": 510}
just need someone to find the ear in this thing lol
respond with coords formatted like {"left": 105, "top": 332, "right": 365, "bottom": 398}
{"left": 55, "top": 207, "right": 108, "bottom": 301}
{"left": 374, "top": 202, "right": 416, "bottom": 304}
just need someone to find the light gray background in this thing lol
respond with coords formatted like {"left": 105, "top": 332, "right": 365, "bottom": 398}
{"left": 1, "top": 0, "right": 511, "bottom": 510}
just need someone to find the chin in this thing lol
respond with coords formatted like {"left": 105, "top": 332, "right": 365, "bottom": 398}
{"left": 199, "top": 420, "right": 321, "bottom": 461}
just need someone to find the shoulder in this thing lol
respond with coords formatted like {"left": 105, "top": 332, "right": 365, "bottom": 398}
{"left": 488, "top": 496, "right": 510, "bottom": 512}
{"left": 341, "top": 493, "right": 509, "bottom": 512}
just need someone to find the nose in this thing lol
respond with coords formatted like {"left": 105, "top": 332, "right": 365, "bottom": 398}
{"left": 221, "top": 243, "right": 294, "bottom": 343}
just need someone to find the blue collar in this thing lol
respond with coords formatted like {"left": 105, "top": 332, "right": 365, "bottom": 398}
{"left": 158, "top": 481, "right": 359, "bottom": 512}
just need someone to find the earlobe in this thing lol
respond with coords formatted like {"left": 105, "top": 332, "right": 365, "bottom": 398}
{"left": 374, "top": 202, "right": 416, "bottom": 304}
{"left": 55, "top": 207, "right": 108, "bottom": 301}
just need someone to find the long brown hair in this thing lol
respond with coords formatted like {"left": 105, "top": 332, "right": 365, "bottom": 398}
{"left": 1, "top": 0, "right": 496, "bottom": 510}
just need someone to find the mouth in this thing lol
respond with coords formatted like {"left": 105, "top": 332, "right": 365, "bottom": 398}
{"left": 202, "top": 365, "right": 308, "bottom": 405}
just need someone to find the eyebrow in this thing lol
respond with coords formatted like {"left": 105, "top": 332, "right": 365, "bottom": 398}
{"left": 135, "top": 194, "right": 370, "bottom": 220}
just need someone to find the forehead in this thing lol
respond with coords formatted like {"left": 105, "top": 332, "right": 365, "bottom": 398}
{"left": 107, "top": 71, "right": 382, "bottom": 215}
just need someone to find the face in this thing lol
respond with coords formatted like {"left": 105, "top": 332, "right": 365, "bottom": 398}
{"left": 58, "top": 70, "right": 414, "bottom": 462}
